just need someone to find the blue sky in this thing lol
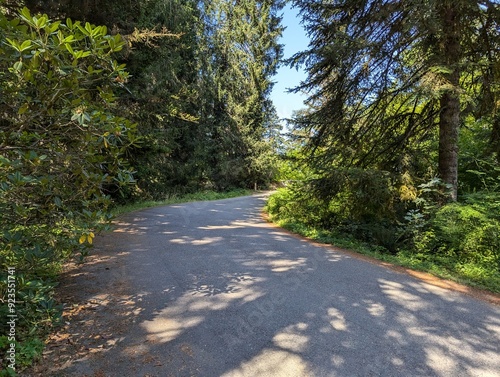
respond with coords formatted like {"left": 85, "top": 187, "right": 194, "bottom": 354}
{"left": 270, "top": 4, "right": 310, "bottom": 122}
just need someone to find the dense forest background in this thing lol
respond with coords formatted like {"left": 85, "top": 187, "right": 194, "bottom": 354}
{"left": 13, "top": 0, "right": 285, "bottom": 197}
{"left": 1, "top": 0, "right": 499, "bottom": 373}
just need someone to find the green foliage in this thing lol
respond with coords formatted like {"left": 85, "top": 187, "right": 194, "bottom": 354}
{"left": 66, "top": 0, "right": 285, "bottom": 200}
{"left": 0, "top": 7, "right": 136, "bottom": 371}
{"left": 413, "top": 193, "right": 500, "bottom": 266}
{"left": 266, "top": 187, "right": 322, "bottom": 225}
{"left": 459, "top": 118, "right": 500, "bottom": 193}
{"left": 290, "top": 0, "right": 499, "bottom": 199}
{"left": 23, "top": 0, "right": 285, "bottom": 200}
{"left": 267, "top": 0, "right": 500, "bottom": 294}
{"left": 275, "top": 143, "right": 314, "bottom": 182}
{"left": 197, "top": 0, "right": 284, "bottom": 191}
{"left": 0, "top": 336, "right": 44, "bottom": 373}
{"left": 114, "top": 0, "right": 205, "bottom": 200}
{"left": 268, "top": 169, "right": 406, "bottom": 251}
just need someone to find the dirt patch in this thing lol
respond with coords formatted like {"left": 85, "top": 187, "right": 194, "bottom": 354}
{"left": 20, "top": 243, "right": 139, "bottom": 377}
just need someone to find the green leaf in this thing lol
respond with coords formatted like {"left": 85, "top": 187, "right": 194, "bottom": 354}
{"left": 0, "top": 156, "right": 11, "bottom": 166}
{"left": 48, "top": 21, "right": 61, "bottom": 33}
{"left": 76, "top": 23, "right": 90, "bottom": 36}
{"left": 13, "top": 61, "right": 23, "bottom": 72}
{"left": 10, "top": 18, "right": 20, "bottom": 27}
{"left": 19, "top": 39, "right": 32, "bottom": 52}
{"left": 5, "top": 38, "right": 20, "bottom": 51}
{"left": 34, "top": 15, "right": 48, "bottom": 29}
{"left": 54, "top": 197, "right": 62, "bottom": 207}
{"left": 466, "top": 170, "right": 486, "bottom": 176}
{"left": 65, "top": 43, "right": 74, "bottom": 55}
{"left": 20, "top": 7, "right": 31, "bottom": 21}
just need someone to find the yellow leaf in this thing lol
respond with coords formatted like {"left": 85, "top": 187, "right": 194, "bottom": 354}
{"left": 79, "top": 235, "right": 86, "bottom": 244}
{"left": 87, "top": 235, "right": 93, "bottom": 244}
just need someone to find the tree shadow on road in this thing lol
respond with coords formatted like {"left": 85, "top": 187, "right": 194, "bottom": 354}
{"left": 22, "top": 195, "right": 500, "bottom": 377}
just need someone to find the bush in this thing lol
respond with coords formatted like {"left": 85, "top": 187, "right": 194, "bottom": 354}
{"left": 0, "top": 7, "right": 137, "bottom": 372}
{"left": 415, "top": 193, "right": 500, "bottom": 268}
{"left": 266, "top": 169, "right": 410, "bottom": 251}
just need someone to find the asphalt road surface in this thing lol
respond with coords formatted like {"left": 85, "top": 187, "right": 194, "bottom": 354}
{"left": 47, "top": 194, "right": 500, "bottom": 376}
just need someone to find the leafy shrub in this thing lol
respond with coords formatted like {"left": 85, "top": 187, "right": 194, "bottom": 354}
{"left": 415, "top": 193, "right": 500, "bottom": 268}
{"left": 0, "top": 7, "right": 137, "bottom": 372}
{"left": 266, "top": 186, "right": 329, "bottom": 226}
{"left": 267, "top": 169, "right": 410, "bottom": 251}
{"left": 459, "top": 118, "right": 500, "bottom": 193}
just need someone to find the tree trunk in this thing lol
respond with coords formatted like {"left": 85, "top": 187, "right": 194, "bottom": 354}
{"left": 491, "top": 114, "right": 500, "bottom": 162}
{"left": 438, "top": 3, "right": 462, "bottom": 201}
{"left": 439, "top": 91, "right": 460, "bottom": 201}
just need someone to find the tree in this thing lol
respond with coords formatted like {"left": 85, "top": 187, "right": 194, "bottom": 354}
{"left": 5, "top": 0, "right": 286, "bottom": 196}
{"left": 290, "top": 0, "right": 500, "bottom": 200}
{"left": 199, "top": 0, "right": 284, "bottom": 188}
{"left": 118, "top": 0, "right": 204, "bottom": 198}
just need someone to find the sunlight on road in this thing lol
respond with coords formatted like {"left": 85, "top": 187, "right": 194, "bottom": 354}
{"left": 272, "top": 323, "right": 310, "bottom": 353}
{"left": 243, "top": 257, "right": 307, "bottom": 273}
{"left": 199, "top": 220, "right": 276, "bottom": 230}
{"left": 379, "top": 279, "right": 433, "bottom": 310}
{"left": 377, "top": 277, "right": 500, "bottom": 376}
{"left": 140, "top": 277, "right": 266, "bottom": 344}
{"left": 169, "top": 236, "right": 223, "bottom": 245}
{"left": 221, "top": 348, "right": 312, "bottom": 377}
{"left": 326, "top": 308, "right": 348, "bottom": 331}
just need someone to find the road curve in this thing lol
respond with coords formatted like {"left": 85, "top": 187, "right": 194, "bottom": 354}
{"left": 35, "top": 194, "right": 500, "bottom": 376}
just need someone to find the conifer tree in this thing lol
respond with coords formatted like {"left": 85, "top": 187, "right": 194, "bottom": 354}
{"left": 291, "top": 0, "right": 500, "bottom": 200}
{"left": 199, "top": 0, "right": 284, "bottom": 188}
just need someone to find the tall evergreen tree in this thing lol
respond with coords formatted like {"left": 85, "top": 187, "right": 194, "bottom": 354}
{"left": 290, "top": 0, "right": 500, "bottom": 200}
{"left": 199, "top": 0, "right": 284, "bottom": 188}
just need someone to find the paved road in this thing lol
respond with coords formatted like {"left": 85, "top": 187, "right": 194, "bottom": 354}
{"left": 55, "top": 194, "right": 499, "bottom": 376}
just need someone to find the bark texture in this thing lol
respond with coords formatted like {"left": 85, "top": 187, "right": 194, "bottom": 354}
{"left": 438, "top": 3, "right": 462, "bottom": 201}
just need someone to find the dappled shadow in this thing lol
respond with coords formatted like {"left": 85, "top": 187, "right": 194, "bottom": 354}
{"left": 24, "top": 193, "right": 500, "bottom": 377}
